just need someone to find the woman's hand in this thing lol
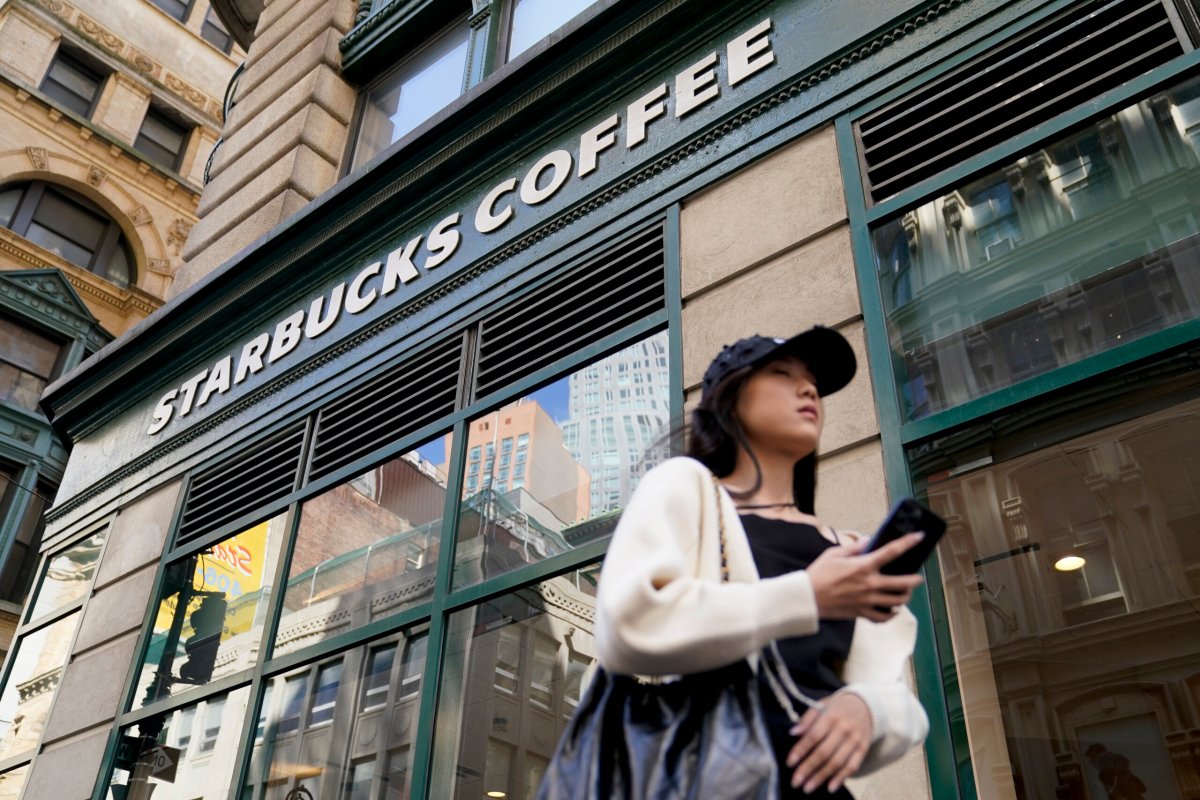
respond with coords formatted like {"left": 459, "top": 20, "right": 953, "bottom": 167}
{"left": 786, "top": 692, "right": 873, "bottom": 793}
{"left": 807, "top": 533, "right": 925, "bottom": 622}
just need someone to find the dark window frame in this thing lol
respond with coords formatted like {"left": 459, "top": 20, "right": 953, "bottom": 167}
{"left": 38, "top": 48, "right": 107, "bottom": 119}
{"left": 146, "top": 0, "right": 196, "bottom": 24}
{"left": 0, "top": 181, "right": 136, "bottom": 288}
{"left": 134, "top": 105, "right": 192, "bottom": 172}
{"left": 201, "top": 6, "right": 235, "bottom": 54}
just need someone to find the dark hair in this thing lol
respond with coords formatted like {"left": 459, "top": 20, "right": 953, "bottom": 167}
{"left": 684, "top": 365, "right": 818, "bottom": 513}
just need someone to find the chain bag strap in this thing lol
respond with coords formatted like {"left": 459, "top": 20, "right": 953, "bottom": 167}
{"left": 710, "top": 474, "right": 827, "bottom": 725}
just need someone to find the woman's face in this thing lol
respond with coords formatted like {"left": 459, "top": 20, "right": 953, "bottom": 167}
{"left": 733, "top": 356, "right": 823, "bottom": 459}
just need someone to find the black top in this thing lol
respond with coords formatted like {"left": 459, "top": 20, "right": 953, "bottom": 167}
{"left": 740, "top": 514, "right": 856, "bottom": 799}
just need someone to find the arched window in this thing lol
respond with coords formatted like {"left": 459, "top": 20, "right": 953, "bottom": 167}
{"left": 0, "top": 181, "right": 135, "bottom": 288}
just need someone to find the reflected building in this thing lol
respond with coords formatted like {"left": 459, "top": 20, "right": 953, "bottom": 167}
{"left": 561, "top": 333, "right": 671, "bottom": 515}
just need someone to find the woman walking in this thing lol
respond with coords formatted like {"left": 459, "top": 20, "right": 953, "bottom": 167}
{"left": 590, "top": 327, "right": 930, "bottom": 798}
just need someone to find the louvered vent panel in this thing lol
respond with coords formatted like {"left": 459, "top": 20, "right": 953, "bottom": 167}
{"left": 308, "top": 336, "right": 464, "bottom": 481}
{"left": 176, "top": 423, "right": 306, "bottom": 546}
{"left": 474, "top": 222, "right": 666, "bottom": 397}
{"left": 856, "top": 0, "right": 1184, "bottom": 204}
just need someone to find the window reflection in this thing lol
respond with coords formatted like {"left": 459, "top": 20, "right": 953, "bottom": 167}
{"left": 107, "top": 687, "right": 251, "bottom": 800}
{"left": 452, "top": 332, "right": 670, "bottom": 588}
{"left": 27, "top": 530, "right": 105, "bottom": 621}
{"left": 243, "top": 629, "right": 427, "bottom": 800}
{"left": 275, "top": 442, "right": 448, "bottom": 657}
{"left": 873, "top": 72, "right": 1200, "bottom": 421}
{"left": 135, "top": 515, "right": 287, "bottom": 708}
{"left": 353, "top": 21, "right": 469, "bottom": 170}
{"left": 923, "top": 394, "right": 1200, "bottom": 799}
{"left": 433, "top": 569, "right": 600, "bottom": 799}
{"left": 507, "top": 0, "right": 597, "bottom": 60}
{"left": 0, "top": 764, "right": 27, "bottom": 800}
{"left": 0, "top": 613, "right": 77, "bottom": 763}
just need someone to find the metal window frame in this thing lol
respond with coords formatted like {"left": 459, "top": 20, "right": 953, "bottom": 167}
{"left": 837, "top": 18, "right": 1200, "bottom": 800}
{"left": 89, "top": 207, "right": 684, "bottom": 800}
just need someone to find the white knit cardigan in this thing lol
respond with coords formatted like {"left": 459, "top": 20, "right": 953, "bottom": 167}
{"left": 594, "top": 456, "right": 929, "bottom": 775}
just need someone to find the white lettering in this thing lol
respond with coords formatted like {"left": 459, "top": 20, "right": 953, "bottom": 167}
{"left": 578, "top": 115, "right": 620, "bottom": 178}
{"left": 675, "top": 52, "right": 720, "bottom": 117}
{"left": 727, "top": 18, "right": 775, "bottom": 86}
{"left": 626, "top": 83, "right": 668, "bottom": 148}
{"left": 147, "top": 390, "right": 177, "bottom": 435}
{"left": 520, "top": 150, "right": 573, "bottom": 206}
{"left": 306, "top": 284, "right": 344, "bottom": 338}
{"left": 198, "top": 356, "right": 232, "bottom": 408}
{"left": 235, "top": 334, "right": 270, "bottom": 384}
{"left": 345, "top": 262, "right": 381, "bottom": 314}
{"left": 381, "top": 236, "right": 423, "bottom": 294}
{"left": 267, "top": 311, "right": 305, "bottom": 363}
{"left": 475, "top": 178, "right": 518, "bottom": 233}
{"left": 178, "top": 370, "right": 209, "bottom": 417}
{"left": 424, "top": 212, "right": 462, "bottom": 270}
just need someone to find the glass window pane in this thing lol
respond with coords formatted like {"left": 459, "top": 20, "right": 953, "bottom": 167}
{"left": 106, "top": 685, "right": 251, "bottom": 800}
{"left": 40, "top": 53, "right": 103, "bottom": 117}
{"left": 135, "top": 108, "right": 188, "bottom": 171}
{"left": 871, "top": 72, "right": 1200, "bottom": 422}
{"left": 0, "top": 764, "right": 28, "bottom": 799}
{"left": 0, "top": 363, "right": 46, "bottom": 411}
{"left": 507, "top": 0, "right": 597, "bottom": 60}
{"left": 432, "top": 570, "right": 600, "bottom": 798}
{"left": 453, "top": 331, "right": 671, "bottom": 589}
{"left": 0, "top": 483, "right": 52, "bottom": 605}
{"left": 105, "top": 242, "right": 132, "bottom": 288}
{"left": 274, "top": 441, "right": 447, "bottom": 658}
{"left": 201, "top": 8, "right": 233, "bottom": 53}
{"left": 0, "top": 612, "right": 79, "bottom": 762}
{"left": 353, "top": 22, "right": 469, "bottom": 170}
{"left": 243, "top": 629, "right": 427, "bottom": 800}
{"left": 921, "top": 393, "right": 1200, "bottom": 799}
{"left": 27, "top": 530, "right": 105, "bottom": 621}
{"left": 0, "top": 187, "right": 21, "bottom": 228}
{"left": 147, "top": 0, "right": 190, "bottom": 22}
{"left": 0, "top": 313, "right": 61, "bottom": 379}
{"left": 134, "top": 514, "right": 288, "bottom": 709}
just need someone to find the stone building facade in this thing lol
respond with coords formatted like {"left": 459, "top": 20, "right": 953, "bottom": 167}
{"left": 5, "top": 0, "right": 1200, "bottom": 799}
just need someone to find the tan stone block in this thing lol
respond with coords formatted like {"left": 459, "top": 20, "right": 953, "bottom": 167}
{"left": 0, "top": 8, "right": 60, "bottom": 86}
{"left": 73, "top": 564, "right": 157, "bottom": 654}
{"left": 90, "top": 73, "right": 150, "bottom": 145}
{"left": 182, "top": 126, "right": 219, "bottom": 186}
{"left": 174, "top": 189, "right": 296, "bottom": 293}
{"left": 42, "top": 631, "right": 139, "bottom": 742}
{"left": 681, "top": 125, "right": 846, "bottom": 296}
{"left": 820, "top": 321, "right": 880, "bottom": 455}
{"left": 195, "top": 142, "right": 335, "bottom": 233}
{"left": 239, "top": 10, "right": 344, "bottom": 103}
{"left": 256, "top": 0, "right": 357, "bottom": 57}
{"left": 680, "top": 225, "right": 859, "bottom": 388}
{"left": 815, "top": 438, "right": 887, "bottom": 534}
{"left": 22, "top": 726, "right": 110, "bottom": 800}
{"left": 211, "top": 100, "right": 346, "bottom": 191}
{"left": 94, "top": 480, "right": 181, "bottom": 590}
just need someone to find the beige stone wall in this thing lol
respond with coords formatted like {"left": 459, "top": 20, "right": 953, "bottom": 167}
{"left": 172, "top": 0, "right": 358, "bottom": 295}
{"left": 0, "top": 0, "right": 237, "bottom": 336}
{"left": 23, "top": 479, "right": 181, "bottom": 797}
{"left": 678, "top": 124, "right": 932, "bottom": 798}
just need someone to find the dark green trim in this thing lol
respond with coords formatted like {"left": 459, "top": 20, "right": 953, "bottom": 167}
{"left": 836, "top": 114, "right": 971, "bottom": 800}
{"left": 407, "top": 417, "right": 468, "bottom": 799}
{"left": 863, "top": 47, "right": 1200, "bottom": 220}
{"left": 664, "top": 203, "right": 685, "bottom": 449}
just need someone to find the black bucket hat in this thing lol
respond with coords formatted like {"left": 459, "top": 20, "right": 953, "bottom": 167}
{"left": 701, "top": 326, "right": 857, "bottom": 399}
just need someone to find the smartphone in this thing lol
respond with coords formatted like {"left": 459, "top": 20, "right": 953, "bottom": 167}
{"left": 863, "top": 497, "right": 947, "bottom": 576}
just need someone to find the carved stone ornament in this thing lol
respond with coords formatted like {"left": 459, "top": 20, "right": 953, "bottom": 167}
{"left": 129, "top": 205, "right": 152, "bottom": 225}
{"left": 87, "top": 165, "right": 106, "bottom": 187}
{"left": 167, "top": 218, "right": 192, "bottom": 254}
{"left": 35, "top": 0, "right": 71, "bottom": 20}
{"left": 26, "top": 147, "right": 48, "bottom": 170}
{"left": 147, "top": 257, "right": 172, "bottom": 275}
{"left": 165, "top": 73, "right": 209, "bottom": 110}
{"left": 129, "top": 48, "right": 161, "bottom": 78}
{"left": 76, "top": 15, "right": 124, "bottom": 55}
